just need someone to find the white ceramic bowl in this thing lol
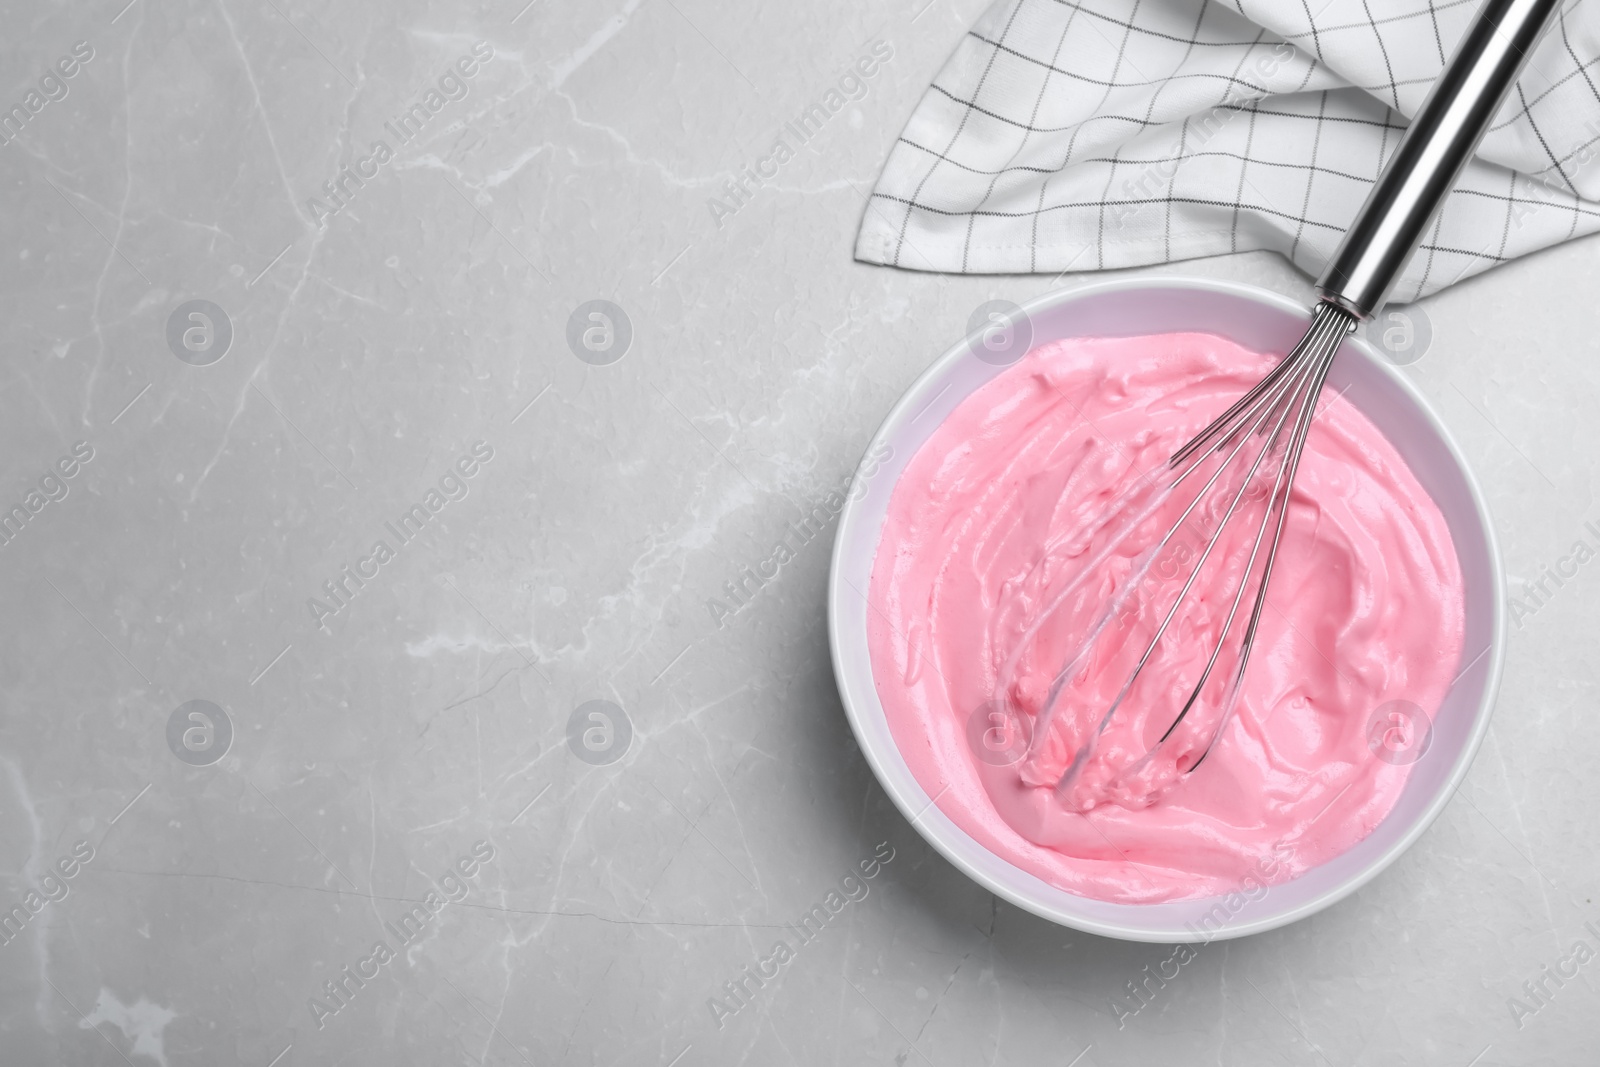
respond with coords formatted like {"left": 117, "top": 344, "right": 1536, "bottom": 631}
{"left": 828, "top": 279, "right": 1504, "bottom": 942}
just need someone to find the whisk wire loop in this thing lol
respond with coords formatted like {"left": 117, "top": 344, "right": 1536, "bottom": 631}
{"left": 1013, "top": 304, "right": 1357, "bottom": 806}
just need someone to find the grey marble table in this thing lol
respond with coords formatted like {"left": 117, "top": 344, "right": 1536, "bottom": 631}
{"left": 1, "top": 1, "right": 1596, "bottom": 1065}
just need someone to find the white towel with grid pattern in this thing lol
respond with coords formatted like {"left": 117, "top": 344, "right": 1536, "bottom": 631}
{"left": 855, "top": 0, "right": 1600, "bottom": 301}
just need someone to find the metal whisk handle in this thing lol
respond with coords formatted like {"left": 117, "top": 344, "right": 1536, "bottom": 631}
{"left": 1315, "top": 0, "right": 1564, "bottom": 320}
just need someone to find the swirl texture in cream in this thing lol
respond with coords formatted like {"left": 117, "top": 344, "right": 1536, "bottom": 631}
{"left": 867, "top": 332, "right": 1464, "bottom": 903}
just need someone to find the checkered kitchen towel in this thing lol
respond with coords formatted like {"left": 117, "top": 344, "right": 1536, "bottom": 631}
{"left": 856, "top": 0, "right": 1600, "bottom": 301}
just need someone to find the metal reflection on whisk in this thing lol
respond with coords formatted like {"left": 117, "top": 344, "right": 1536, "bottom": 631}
{"left": 995, "top": 305, "right": 1356, "bottom": 809}
{"left": 1065, "top": 305, "right": 1352, "bottom": 800}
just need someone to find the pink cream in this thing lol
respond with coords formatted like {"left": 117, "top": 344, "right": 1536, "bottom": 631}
{"left": 867, "top": 331, "right": 1464, "bottom": 903}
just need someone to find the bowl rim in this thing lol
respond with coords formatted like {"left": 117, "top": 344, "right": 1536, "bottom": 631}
{"left": 826, "top": 276, "right": 1507, "bottom": 942}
